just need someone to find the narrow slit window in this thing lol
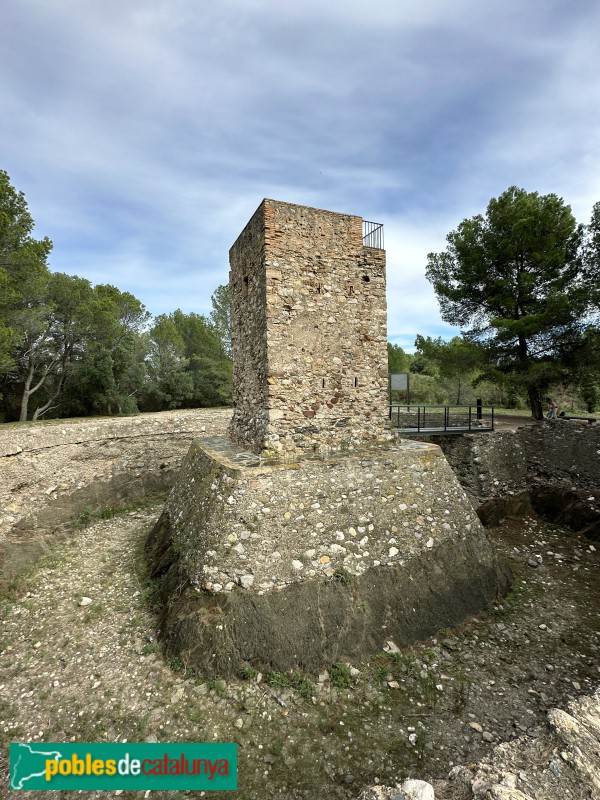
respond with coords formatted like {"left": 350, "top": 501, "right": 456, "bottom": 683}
{"left": 354, "top": 377, "right": 359, "bottom": 388}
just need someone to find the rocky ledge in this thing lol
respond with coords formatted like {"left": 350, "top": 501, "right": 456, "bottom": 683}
{"left": 0, "top": 409, "right": 230, "bottom": 586}
{"left": 359, "top": 685, "right": 600, "bottom": 800}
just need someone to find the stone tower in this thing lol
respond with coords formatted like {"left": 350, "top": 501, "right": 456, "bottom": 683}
{"left": 228, "top": 199, "right": 389, "bottom": 455}
{"left": 146, "top": 200, "right": 512, "bottom": 678}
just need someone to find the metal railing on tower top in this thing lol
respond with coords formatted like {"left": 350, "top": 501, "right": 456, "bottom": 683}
{"left": 362, "top": 220, "right": 384, "bottom": 249}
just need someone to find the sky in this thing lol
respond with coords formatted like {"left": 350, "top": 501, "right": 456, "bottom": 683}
{"left": 2, "top": 0, "right": 599, "bottom": 352}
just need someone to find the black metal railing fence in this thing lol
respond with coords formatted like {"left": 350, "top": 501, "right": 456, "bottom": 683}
{"left": 389, "top": 404, "right": 495, "bottom": 434}
{"left": 362, "top": 220, "right": 384, "bottom": 249}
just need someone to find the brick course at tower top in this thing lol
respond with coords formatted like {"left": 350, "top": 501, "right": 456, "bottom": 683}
{"left": 228, "top": 199, "right": 389, "bottom": 455}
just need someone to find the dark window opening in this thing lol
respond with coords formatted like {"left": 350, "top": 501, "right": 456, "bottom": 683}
{"left": 362, "top": 274, "right": 370, "bottom": 283}
{"left": 242, "top": 276, "right": 249, "bottom": 298}
{"left": 354, "top": 377, "right": 359, "bottom": 388}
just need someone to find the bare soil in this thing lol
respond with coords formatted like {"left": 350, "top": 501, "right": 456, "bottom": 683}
{"left": 490, "top": 414, "right": 534, "bottom": 432}
{"left": 1, "top": 501, "right": 598, "bottom": 799}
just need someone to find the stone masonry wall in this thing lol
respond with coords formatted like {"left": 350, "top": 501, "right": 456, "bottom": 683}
{"left": 151, "top": 439, "right": 488, "bottom": 595}
{"left": 228, "top": 204, "right": 270, "bottom": 451}
{"left": 228, "top": 199, "right": 388, "bottom": 455}
{"left": 146, "top": 437, "right": 511, "bottom": 675}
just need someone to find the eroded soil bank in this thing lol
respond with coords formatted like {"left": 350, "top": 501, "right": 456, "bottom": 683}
{"left": 0, "top": 409, "right": 231, "bottom": 586}
{"left": 0, "top": 506, "right": 598, "bottom": 799}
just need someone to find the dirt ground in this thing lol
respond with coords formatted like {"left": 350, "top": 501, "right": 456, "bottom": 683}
{"left": 490, "top": 414, "right": 534, "bottom": 432}
{"left": 1, "top": 498, "right": 598, "bottom": 799}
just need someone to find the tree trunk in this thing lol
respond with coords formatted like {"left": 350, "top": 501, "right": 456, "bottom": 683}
{"left": 455, "top": 376, "right": 462, "bottom": 405}
{"left": 527, "top": 385, "right": 544, "bottom": 420}
{"left": 19, "top": 364, "right": 34, "bottom": 421}
{"left": 19, "top": 358, "right": 55, "bottom": 421}
{"left": 33, "top": 374, "right": 66, "bottom": 420}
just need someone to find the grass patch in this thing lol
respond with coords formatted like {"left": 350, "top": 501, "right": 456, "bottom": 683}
{"left": 167, "top": 655, "right": 185, "bottom": 673}
{"left": 264, "top": 669, "right": 316, "bottom": 697}
{"left": 141, "top": 639, "right": 161, "bottom": 656}
{"left": 503, "top": 574, "right": 544, "bottom": 613}
{"left": 333, "top": 567, "right": 352, "bottom": 585}
{"left": 238, "top": 663, "right": 258, "bottom": 681}
{"left": 0, "top": 724, "right": 23, "bottom": 753}
{"left": 207, "top": 678, "right": 228, "bottom": 698}
{"left": 329, "top": 662, "right": 353, "bottom": 689}
{"left": 266, "top": 671, "right": 289, "bottom": 689}
{"left": 0, "top": 574, "right": 29, "bottom": 606}
{"left": 289, "top": 672, "right": 316, "bottom": 697}
{"left": 69, "top": 498, "right": 162, "bottom": 531}
{"left": 268, "top": 738, "right": 284, "bottom": 756}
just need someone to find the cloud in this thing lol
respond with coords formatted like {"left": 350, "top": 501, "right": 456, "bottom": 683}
{"left": 1, "top": 0, "right": 599, "bottom": 343}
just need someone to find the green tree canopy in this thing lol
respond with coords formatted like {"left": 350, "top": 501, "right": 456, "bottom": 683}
{"left": 387, "top": 343, "right": 411, "bottom": 374}
{"left": 569, "top": 325, "right": 600, "bottom": 413}
{"left": 0, "top": 170, "right": 53, "bottom": 376}
{"left": 171, "top": 309, "right": 232, "bottom": 407}
{"left": 17, "top": 272, "right": 97, "bottom": 420}
{"left": 142, "top": 314, "right": 194, "bottom": 410}
{"left": 209, "top": 284, "right": 231, "bottom": 357}
{"left": 414, "top": 335, "right": 484, "bottom": 404}
{"left": 0, "top": 172, "right": 235, "bottom": 421}
{"left": 426, "top": 186, "right": 599, "bottom": 418}
{"left": 59, "top": 285, "right": 150, "bottom": 417}
{"left": 139, "top": 309, "right": 232, "bottom": 411}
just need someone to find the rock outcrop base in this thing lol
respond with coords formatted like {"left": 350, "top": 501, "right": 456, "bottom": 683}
{"left": 146, "top": 437, "right": 512, "bottom": 676}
